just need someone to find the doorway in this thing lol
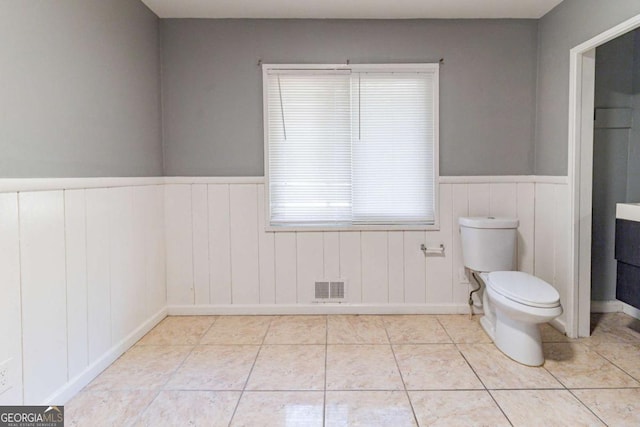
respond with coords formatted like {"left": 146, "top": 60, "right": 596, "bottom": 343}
{"left": 569, "top": 14, "right": 640, "bottom": 338}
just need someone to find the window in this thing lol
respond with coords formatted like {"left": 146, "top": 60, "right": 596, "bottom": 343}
{"left": 263, "top": 64, "right": 439, "bottom": 230}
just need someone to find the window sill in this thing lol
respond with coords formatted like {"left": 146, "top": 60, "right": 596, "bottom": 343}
{"left": 265, "top": 223, "right": 440, "bottom": 232}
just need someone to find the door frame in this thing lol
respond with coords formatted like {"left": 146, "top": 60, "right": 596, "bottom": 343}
{"left": 568, "top": 13, "right": 640, "bottom": 337}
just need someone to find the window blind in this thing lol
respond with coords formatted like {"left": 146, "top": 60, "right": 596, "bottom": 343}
{"left": 267, "top": 72, "right": 352, "bottom": 226}
{"left": 266, "top": 66, "right": 437, "bottom": 228}
{"left": 352, "top": 73, "right": 435, "bottom": 224}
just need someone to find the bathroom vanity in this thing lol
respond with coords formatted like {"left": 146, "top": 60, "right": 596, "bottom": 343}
{"left": 615, "top": 203, "right": 640, "bottom": 310}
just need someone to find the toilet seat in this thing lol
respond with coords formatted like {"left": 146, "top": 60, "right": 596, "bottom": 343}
{"left": 483, "top": 271, "right": 560, "bottom": 309}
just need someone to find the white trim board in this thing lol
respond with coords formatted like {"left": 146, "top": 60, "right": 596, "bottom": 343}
{"left": 167, "top": 303, "right": 473, "bottom": 316}
{"left": 0, "top": 177, "right": 164, "bottom": 193}
{"left": 0, "top": 175, "right": 568, "bottom": 193}
{"left": 590, "top": 300, "right": 623, "bottom": 313}
{"left": 568, "top": 12, "right": 640, "bottom": 338}
{"left": 164, "top": 176, "right": 265, "bottom": 185}
{"left": 622, "top": 302, "right": 640, "bottom": 320}
{"left": 549, "top": 317, "right": 567, "bottom": 336}
{"left": 591, "top": 300, "right": 640, "bottom": 320}
{"left": 43, "top": 308, "right": 167, "bottom": 405}
{"left": 439, "top": 175, "right": 568, "bottom": 184}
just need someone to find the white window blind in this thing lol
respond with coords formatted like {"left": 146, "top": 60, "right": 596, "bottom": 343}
{"left": 265, "top": 65, "right": 438, "bottom": 229}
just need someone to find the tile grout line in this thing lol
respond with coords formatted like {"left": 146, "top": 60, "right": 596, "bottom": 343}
{"left": 590, "top": 344, "right": 640, "bottom": 386}
{"left": 71, "top": 314, "right": 640, "bottom": 424}
{"left": 442, "top": 316, "right": 514, "bottom": 427}
{"left": 323, "top": 315, "right": 328, "bottom": 427}
{"left": 130, "top": 317, "right": 216, "bottom": 425}
{"left": 541, "top": 359, "right": 608, "bottom": 426}
{"left": 384, "top": 317, "right": 420, "bottom": 426}
{"left": 567, "top": 389, "right": 609, "bottom": 426}
{"left": 227, "top": 315, "right": 274, "bottom": 426}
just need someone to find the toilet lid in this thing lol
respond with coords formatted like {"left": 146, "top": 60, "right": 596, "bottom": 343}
{"left": 485, "top": 271, "right": 560, "bottom": 308}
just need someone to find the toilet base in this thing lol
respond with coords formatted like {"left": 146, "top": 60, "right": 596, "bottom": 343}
{"left": 481, "top": 312, "right": 544, "bottom": 366}
{"left": 480, "top": 315, "right": 495, "bottom": 341}
{"left": 493, "top": 312, "right": 544, "bottom": 366}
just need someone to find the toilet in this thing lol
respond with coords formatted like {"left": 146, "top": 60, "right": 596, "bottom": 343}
{"left": 459, "top": 216, "right": 562, "bottom": 366}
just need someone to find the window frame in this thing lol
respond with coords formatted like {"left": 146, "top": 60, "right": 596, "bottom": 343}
{"left": 262, "top": 63, "right": 440, "bottom": 232}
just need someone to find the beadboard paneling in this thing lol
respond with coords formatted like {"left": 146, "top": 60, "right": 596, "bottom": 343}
{"left": 229, "top": 184, "right": 260, "bottom": 304}
{"left": 164, "top": 181, "right": 569, "bottom": 313}
{"left": 0, "top": 182, "right": 166, "bottom": 405}
{"left": 0, "top": 193, "right": 23, "bottom": 405}
{"left": 165, "top": 184, "right": 194, "bottom": 305}
{"left": 191, "top": 184, "right": 210, "bottom": 305}
{"left": 19, "top": 191, "right": 67, "bottom": 404}
{"left": 64, "top": 190, "right": 89, "bottom": 380}
{"left": 516, "top": 183, "right": 535, "bottom": 274}
{"left": 208, "top": 184, "right": 232, "bottom": 304}
{"left": 85, "top": 189, "right": 112, "bottom": 364}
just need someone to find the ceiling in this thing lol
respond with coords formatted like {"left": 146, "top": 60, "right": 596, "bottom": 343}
{"left": 141, "top": 0, "right": 565, "bottom": 19}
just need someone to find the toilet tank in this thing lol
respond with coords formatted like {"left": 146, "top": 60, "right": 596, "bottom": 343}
{"left": 459, "top": 217, "right": 519, "bottom": 272}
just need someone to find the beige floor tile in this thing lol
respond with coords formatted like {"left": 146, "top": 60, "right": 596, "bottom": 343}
{"left": 326, "top": 345, "right": 403, "bottom": 390}
{"left": 327, "top": 315, "right": 388, "bottom": 344}
{"left": 409, "top": 390, "right": 510, "bottom": 426}
{"left": 65, "top": 390, "right": 157, "bottom": 427}
{"left": 588, "top": 313, "right": 640, "bottom": 345}
{"left": 383, "top": 315, "right": 451, "bottom": 344}
{"left": 201, "top": 316, "right": 272, "bottom": 345}
{"left": 590, "top": 341, "right": 640, "bottom": 381}
{"left": 64, "top": 314, "right": 640, "bottom": 425}
{"left": 458, "top": 343, "right": 561, "bottom": 389}
{"left": 436, "top": 315, "right": 492, "bottom": 343}
{"left": 246, "top": 345, "right": 325, "bottom": 390}
{"left": 394, "top": 344, "right": 483, "bottom": 390}
{"left": 326, "top": 391, "right": 417, "bottom": 426}
{"left": 87, "top": 346, "right": 192, "bottom": 391}
{"left": 491, "top": 389, "right": 604, "bottom": 426}
{"left": 165, "top": 345, "right": 259, "bottom": 390}
{"left": 543, "top": 343, "right": 639, "bottom": 388}
{"left": 573, "top": 388, "right": 640, "bottom": 426}
{"left": 137, "top": 316, "right": 216, "bottom": 346}
{"left": 264, "top": 316, "right": 326, "bottom": 344}
{"left": 230, "top": 391, "right": 324, "bottom": 427}
{"left": 540, "top": 323, "right": 571, "bottom": 342}
{"left": 135, "top": 391, "right": 240, "bottom": 427}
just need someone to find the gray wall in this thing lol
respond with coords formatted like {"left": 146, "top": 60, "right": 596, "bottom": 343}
{"left": 0, "top": 0, "right": 163, "bottom": 177}
{"left": 630, "top": 32, "right": 640, "bottom": 201}
{"left": 591, "top": 32, "right": 635, "bottom": 301}
{"left": 161, "top": 19, "right": 538, "bottom": 177}
{"left": 535, "top": 0, "right": 640, "bottom": 175}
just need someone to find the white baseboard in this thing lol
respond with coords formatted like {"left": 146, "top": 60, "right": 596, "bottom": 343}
{"left": 621, "top": 301, "right": 640, "bottom": 320}
{"left": 167, "top": 303, "right": 472, "bottom": 316}
{"left": 44, "top": 307, "right": 167, "bottom": 405}
{"left": 591, "top": 300, "right": 623, "bottom": 313}
{"left": 549, "top": 317, "right": 567, "bottom": 336}
{"left": 589, "top": 300, "right": 640, "bottom": 320}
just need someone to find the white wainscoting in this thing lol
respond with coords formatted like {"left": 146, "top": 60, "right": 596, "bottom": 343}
{"left": 0, "top": 180, "right": 167, "bottom": 406}
{"left": 534, "top": 183, "right": 571, "bottom": 329}
{"left": 0, "top": 175, "right": 570, "bottom": 406}
{"left": 164, "top": 176, "right": 570, "bottom": 328}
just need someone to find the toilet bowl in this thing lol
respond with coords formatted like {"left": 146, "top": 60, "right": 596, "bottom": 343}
{"left": 479, "top": 271, "right": 562, "bottom": 366}
{"left": 459, "top": 217, "right": 563, "bottom": 366}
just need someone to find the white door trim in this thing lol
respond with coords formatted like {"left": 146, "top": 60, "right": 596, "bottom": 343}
{"left": 568, "top": 13, "right": 640, "bottom": 338}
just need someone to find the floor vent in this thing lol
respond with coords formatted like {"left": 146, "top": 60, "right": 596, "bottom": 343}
{"left": 315, "top": 282, "right": 330, "bottom": 299}
{"left": 330, "top": 281, "right": 345, "bottom": 299}
{"left": 315, "top": 281, "right": 346, "bottom": 302}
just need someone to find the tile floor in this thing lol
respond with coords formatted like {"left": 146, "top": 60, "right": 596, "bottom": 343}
{"left": 66, "top": 313, "right": 640, "bottom": 426}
